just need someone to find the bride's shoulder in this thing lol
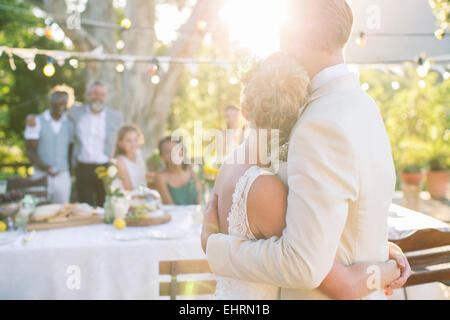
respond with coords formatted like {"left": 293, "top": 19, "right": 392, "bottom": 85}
{"left": 246, "top": 174, "right": 287, "bottom": 238}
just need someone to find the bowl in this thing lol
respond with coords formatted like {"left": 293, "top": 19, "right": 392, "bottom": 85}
{"left": 0, "top": 201, "right": 21, "bottom": 217}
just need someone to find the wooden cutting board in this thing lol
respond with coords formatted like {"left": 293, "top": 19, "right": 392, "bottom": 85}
{"left": 27, "top": 216, "right": 104, "bottom": 231}
{"left": 125, "top": 211, "right": 171, "bottom": 227}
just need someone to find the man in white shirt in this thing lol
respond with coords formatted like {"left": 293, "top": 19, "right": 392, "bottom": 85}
{"left": 25, "top": 88, "right": 74, "bottom": 204}
{"left": 69, "top": 81, "right": 123, "bottom": 207}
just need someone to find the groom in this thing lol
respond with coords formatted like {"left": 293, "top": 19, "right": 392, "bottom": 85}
{"left": 202, "top": 0, "right": 410, "bottom": 299}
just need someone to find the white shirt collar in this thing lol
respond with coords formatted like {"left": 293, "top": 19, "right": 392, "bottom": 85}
{"left": 311, "top": 64, "right": 350, "bottom": 92}
{"left": 43, "top": 109, "right": 66, "bottom": 122}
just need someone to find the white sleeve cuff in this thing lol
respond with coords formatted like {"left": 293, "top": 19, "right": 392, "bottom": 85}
{"left": 24, "top": 118, "right": 41, "bottom": 140}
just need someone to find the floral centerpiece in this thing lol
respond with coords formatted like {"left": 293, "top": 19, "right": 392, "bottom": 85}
{"left": 95, "top": 163, "right": 126, "bottom": 223}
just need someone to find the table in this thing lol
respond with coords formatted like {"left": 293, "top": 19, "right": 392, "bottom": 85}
{"left": 0, "top": 205, "right": 207, "bottom": 300}
{"left": 0, "top": 204, "right": 448, "bottom": 300}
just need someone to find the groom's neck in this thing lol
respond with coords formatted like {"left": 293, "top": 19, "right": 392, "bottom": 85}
{"left": 301, "top": 50, "right": 345, "bottom": 79}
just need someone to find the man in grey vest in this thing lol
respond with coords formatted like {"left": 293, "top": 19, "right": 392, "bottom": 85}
{"left": 68, "top": 81, "right": 123, "bottom": 207}
{"left": 25, "top": 87, "right": 74, "bottom": 204}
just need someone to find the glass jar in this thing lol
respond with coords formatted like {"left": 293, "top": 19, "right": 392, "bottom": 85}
{"left": 103, "top": 195, "right": 115, "bottom": 224}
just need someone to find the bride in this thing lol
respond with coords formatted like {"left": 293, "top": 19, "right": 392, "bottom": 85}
{"left": 210, "top": 52, "right": 401, "bottom": 300}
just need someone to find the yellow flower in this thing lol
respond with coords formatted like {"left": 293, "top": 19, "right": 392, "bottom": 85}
{"left": 95, "top": 166, "right": 106, "bottom": 175}
{"left": 98, "top": 171, "right": 108, "bottom": 179}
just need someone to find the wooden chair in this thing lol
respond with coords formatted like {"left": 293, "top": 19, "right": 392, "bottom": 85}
{"left": 392, "top": 228, "right": 450, "bottom": 295}
{"left": 6, "top": 176, "right": 48, "bottom": 201}
{"left": 159, "top": 260, "right": 216, "bottom": 300}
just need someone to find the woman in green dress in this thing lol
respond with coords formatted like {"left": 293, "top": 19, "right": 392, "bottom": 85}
{"left": 155, "top": 137, "right": 202, "bottom": 205}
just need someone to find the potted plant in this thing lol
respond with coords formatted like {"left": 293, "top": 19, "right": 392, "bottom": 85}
{"left": 400, "top": 163, "right": 425, "bottom": 186}
{"left": 426, "top": 156, "right": 449, "bottom": 200}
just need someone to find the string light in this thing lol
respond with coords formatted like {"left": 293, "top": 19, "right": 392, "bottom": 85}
{"left": 229, "top": 76, "right": 239, "bottom": 85}
{"left": 120, "top": 18, "right": 132, "bottom": 29}
{"left": 27, "top": 61, "right": 36, "bottom": 71}
{"left": 116, "top": 63, "right": 125, "bottom": 73}
{"left": 416, "top": 57, "right": 430, "bottom": 77}
{"left": 418, "top": 80, "right": 426, "bottom": 88}
{"left": 151, "top": 75, "right": 160, "bottom": 84}
{"left": 45, "top": 24, "right": 53, "bottom": 39}
{"left": 43, "top": 57, "right": 55, "bottom": 77}
{"left": 434, "top": 28, "right": 445, "bottom": 40}
{"left": 356, "top": 32, "right": 366, "bottom": 47}
{"left": 361, "top": 82, "right": 369, "bottom": 91}
{"left": 148, "top": 63, "right": 158, "bottom": 75}
{"left": 190, "top": 78, "right": 199, "bottom": 87}
{"left": 116, "top": 40, "right": 125, "bottom": 50}
{"left": 392, "top": 81, "right": 400, "bottom": 90}
{"left": 196, "top": 20, "right": 207, "bottom": 31}
{"left": 69, "top": 58, "right": 79, "bottom": 69}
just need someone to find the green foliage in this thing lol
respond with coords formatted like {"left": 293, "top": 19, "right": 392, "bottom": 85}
{"left": 360, "top": 66, "right": 450, "bottom": 175}
{"left": 0, "top": 0, "right": 86, "bottom": 174}
{"left": 430, "top": 0, "right": 450, "bottom": 26}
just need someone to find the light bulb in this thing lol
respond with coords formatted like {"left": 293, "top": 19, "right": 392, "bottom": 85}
{"left": 416, "top": 65, "right": 428, "bottom": 78}
{"left": 151, "top": 75, "right": 160, "bottom": 84}
{"left": 116, "top": 40, "right": 125, "bottom": 50}
{"left": 418, "top": 80, "right": 426, "bottom": 88}
{"left": 190, "top": 78, "right": 199, "bottom": 87}
{"left": 27, "top": 62, "right": 36, "bottom": 71}
{"left": 229, "top": 76, "right": 239, "bottom": 85}
{"left": 361, "top": 82, "right": 369, "bottom": 91}
{"left": 391, "top": 81, "right": 400, "bottom": 90}
{"left": 120, "top": 18, "right": 132, "bottom": 29}
{"left": 69, "top": 59, "right": 79, "bottom": 69}
{"left": 196, "top": 20, "right": 207, "bottom": 31}
{"left": 116, "top": 63, "right": 125, "bottom": 73}
{"left": 43, "top": 63, "right": 55, "bottom": 77}
{"left": 356, "top": 33, "right": 366, "bottom": 47}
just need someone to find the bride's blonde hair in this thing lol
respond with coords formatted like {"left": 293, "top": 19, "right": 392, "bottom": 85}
{"left": 240, "top": 52, "right": 311, "bottom": 145}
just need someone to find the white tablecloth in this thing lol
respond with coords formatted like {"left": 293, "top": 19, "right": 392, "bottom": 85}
{"left": 0, "top": 204, "right": 448, "bottom": 300}
{"left": 0, "top": 205, "right": 208, "bottom": 300}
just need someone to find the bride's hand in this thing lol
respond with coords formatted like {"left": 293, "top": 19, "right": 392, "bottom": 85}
{"left": 201, "top": 194, "right": 220, "bottom": 253}
{"left": 384, "top": 242, "right": 412, "bottom": 295}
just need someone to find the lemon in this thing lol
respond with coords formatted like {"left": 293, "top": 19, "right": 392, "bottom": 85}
{"left": 0, "top": 221, "right": 6, "bottom": 232}
{"left": 113, "top": 218, "right": 126, "bottom": 230}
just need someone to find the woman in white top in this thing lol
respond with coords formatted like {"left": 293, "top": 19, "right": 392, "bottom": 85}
{"left": 114, "top": 125, "right": 147, "bottom": 191}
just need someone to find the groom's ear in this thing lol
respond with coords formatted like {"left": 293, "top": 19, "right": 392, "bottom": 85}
{"left": 241, "top": 108, "right": 249, "bottom": 121}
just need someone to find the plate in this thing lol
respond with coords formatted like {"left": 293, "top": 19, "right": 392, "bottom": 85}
{"left": 112, "top": 232, "right": 146, "bottom": 241}
{"left": 147, "top": 229, "right": 187, "bottom": 240}
{"left": 0, "top": 232, "right": 20, "bottom": 246}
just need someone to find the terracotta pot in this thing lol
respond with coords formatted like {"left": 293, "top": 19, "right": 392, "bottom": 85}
{"left": 400, "top": 172, "right": 425, "bottom": 186}
{"left": 426, "top": 170, "right": 448, "bottom": 200}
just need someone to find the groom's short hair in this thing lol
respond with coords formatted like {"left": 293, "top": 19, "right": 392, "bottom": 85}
{"left": 282, "top": 0, "right": 354, "bottom": 53}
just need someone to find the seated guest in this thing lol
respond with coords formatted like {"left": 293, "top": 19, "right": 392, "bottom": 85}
{"left": 24, "top": 85, "right": 74, "bottom": 204}
{"left": 155, "top": 137, "right": 202, "bottom": 205}
{"left": 114, "top": 125, "right": 147, "bottom": 191}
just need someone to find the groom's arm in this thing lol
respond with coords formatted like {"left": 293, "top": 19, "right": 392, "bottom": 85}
{"left": 205, "top": 115, "right": 359, "bottom": 289}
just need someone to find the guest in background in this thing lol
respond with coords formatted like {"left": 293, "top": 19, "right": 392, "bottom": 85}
{"left": 24, "top": 85, "right": 74, "bottom": 204}
{"left": 69, "top": 80, "right": 123, "bottom": 206}
{"left": 219, "top": 104, "right": 248, "bottom": 158}
{"left": 114, "top": 125, "right": 147, "bottom": 192}
{"left": 155, "top": 137, "right": 202, "bottom": 205}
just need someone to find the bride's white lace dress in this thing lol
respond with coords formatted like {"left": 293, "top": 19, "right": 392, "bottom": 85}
{"left": 214, "top": 164, "right": 287, "bottom": 300}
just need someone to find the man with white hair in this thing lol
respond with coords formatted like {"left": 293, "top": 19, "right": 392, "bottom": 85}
{"left": 202, "top": 0, "right": 411, "bottom": 299}
{"left": 69, "top": 81, "right": 123, "bottom": 207}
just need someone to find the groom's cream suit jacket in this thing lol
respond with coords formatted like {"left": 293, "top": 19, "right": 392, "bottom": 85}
{"left": 206, "top": 71, "right": 396, "bottom": 300}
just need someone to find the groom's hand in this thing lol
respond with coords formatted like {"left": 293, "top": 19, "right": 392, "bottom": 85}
{"left": 385, "top": 242, "right": 412, "bottom": 293}
{"left": 201, "top": 194, "right": 220, "bottom": 254}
